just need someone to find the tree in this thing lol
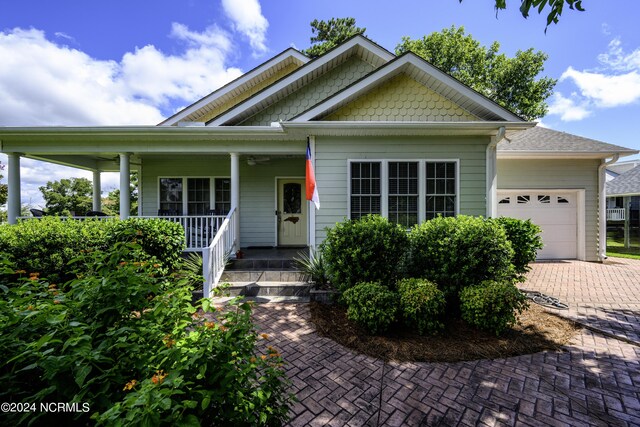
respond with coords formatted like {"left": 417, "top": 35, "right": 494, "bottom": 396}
{"left": 396, "top": 26, "right": 556, "bottom": 120}
{"left": 302, "top": 18, "right": 366, "bottom": 58}
{"left": 460, "top": 0, "right": 585, "bottom": 29}
{"left": 39, "top": 177, "right": 93, "bottom": 216}
{"left": 102, "top": 171, "right": 139, "bottom": 216}
{"left": 0, "top": 162, "right": 7, "bottom": 206}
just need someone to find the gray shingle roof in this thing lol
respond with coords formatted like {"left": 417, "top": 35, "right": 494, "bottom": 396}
{"left": 498, "top": 126, "right": 636, "bottom": 154}
{"left": 607, "top": 165, "right": 640, "bottom": 196}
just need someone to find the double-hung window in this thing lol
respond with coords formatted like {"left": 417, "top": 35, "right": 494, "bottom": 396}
{"left": 349, "top": 160, "right": 458, "bottom": 224}
{"left": 425, "top": 162, "right": 456, "bottom": 219}
{"left": 388, "top": 162, "right": 419, "bottom": 227}
{"left": 350, "top": 162, "right": 381, "bottom": 220}
{"left": 159, "top": 177, "right": 230, "bottom": 215}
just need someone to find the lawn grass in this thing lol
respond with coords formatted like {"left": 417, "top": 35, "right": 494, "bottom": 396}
{"left": 607, "top": 233, "right": 640, "bottom": 260}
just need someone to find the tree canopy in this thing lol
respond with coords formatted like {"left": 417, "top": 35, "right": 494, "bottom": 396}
{"left": 102, "top": 171, "right": 139, "bottom": 216}
{"left": 477, "top": 0, "right": 585, "bottom": 29}
{"left": 39, "top": 177, "right": 93, "bottom": 216}
{"left": 395, "top": 26, "right": 556, "bottom": 120}
{"left": 302, "top": 18, "right": 366, "bottom": 58}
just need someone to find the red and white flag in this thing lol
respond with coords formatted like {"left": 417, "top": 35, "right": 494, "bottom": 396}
{"left": 306, "top": 140, "right": 320, "bottom": 210}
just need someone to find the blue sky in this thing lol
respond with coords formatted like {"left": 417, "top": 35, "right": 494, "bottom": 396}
{"left": 1, "top": 0, "right": 640, "bottom": 206}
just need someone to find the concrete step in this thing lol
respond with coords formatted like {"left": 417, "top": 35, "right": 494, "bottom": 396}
{"left": 226, "top": 258, "right": 297, "bottom": 270}
{"left": 225, "top": 282, "right": 310, "bottom": 297}
{"left": 212, "top": 295, "right": 310, "bottom": 304}
{"left": 220, "top": 270, "right": 304, "bottom": 283}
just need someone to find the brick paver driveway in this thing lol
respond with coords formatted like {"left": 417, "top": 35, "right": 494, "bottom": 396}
{"left": 251, "top": 259, "right": 640, "bottom": 426}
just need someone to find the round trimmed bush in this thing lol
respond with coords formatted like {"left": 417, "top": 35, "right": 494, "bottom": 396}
{"left": 459, "top": 280, "right": 529, "bottom": 336}
{"left": 407, "top": 215, "right": 515, "bottom": 302}
{"left": 323, "top": 215, "right": 408, "bottom": 292}
{"left": 397, "top": 278, "right": 446, "bottom": 335}
{"left": 342, "top": 282, "right": 398, "bottom": 335}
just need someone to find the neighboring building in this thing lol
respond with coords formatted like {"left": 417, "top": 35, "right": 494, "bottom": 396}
{"left": 0, "top": 35, "right": 637, "bottom": 274}
{"left": 606, "top": 164, "right": 640, "bottom": 247}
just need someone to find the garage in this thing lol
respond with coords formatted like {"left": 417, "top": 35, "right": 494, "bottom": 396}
{"left": 497, "top": 191, "right": 580, "bottom": 259}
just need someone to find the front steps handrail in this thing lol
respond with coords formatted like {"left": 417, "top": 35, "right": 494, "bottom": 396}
{"left": 202, "top": 207, "right": 236, "bottom": 298}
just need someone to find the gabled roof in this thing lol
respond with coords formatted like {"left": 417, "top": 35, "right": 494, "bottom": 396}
{"left": 159, "top": 48, "right": 309, "bottom": 126}
{"left": 206, "top": 35, "right": 395, "bottom": 126}
{"left": 293, "top": 52, "right": 523, "bottom": 122}
{"left": 498, "top": 126, "right": 638, "bottom": 159}
{"left": 607, "top": 164, "right": 640, "bottom": 196}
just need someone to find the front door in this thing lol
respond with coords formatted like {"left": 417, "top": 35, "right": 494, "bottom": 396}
{"left": 277, "top": 178, "right": 307, "bottom": 246}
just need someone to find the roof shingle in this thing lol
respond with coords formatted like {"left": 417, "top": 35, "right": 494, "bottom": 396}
{"left": 607, "top": 165, "right": 640, "bottom": 196}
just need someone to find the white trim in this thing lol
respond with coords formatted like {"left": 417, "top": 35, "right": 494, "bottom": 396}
{"left": 498, "top": 151, "right": 638, "bottom": 160}
{"left": 274, "top": 176, "right": 307, "bottom": 247}
{"left": 160, "top": 49, "right": 310, "bottom": 126}
{"left": 497, "top": 189, "right": 586, "bottom": 261}
{"left": 347, "top": 158, "right": 460, "bottom": 224}
{"left": 207, "top": 36, "right": 395, "bottom": 126}
{"left": 157, "top": 176, "right": 224, "bottom": 215}
{"left": 293, "top": 54, "right": 522, "bottom": 122}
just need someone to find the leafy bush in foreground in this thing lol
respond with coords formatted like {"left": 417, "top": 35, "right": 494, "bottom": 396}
{"left": 459, "top": 280, "right": 529, "bottom": 336}
{"left": 493, "top": 217, "right": 543, "bottom": 277}
{"left": 397, "top": 278, "right": 446, "bottom": 335}
{"left": 0, "top": 245, "right": 292, "bottom": 426}
{"left": 323, "top": 215, "right": 408, "bottom": 292}
{"left": 342, "top": 282, "right": 398, "bottom": 334}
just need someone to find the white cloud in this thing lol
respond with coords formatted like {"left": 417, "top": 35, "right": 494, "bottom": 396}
{"left": 547, "top": 93, "right": 592, "bottom": 121}
{"left": 0, "top": 26, "right": 243, "bottom": 126}
{"left": 547, "top": 37, "right": 640, "bottom": 122}
{"left": 221, "top": 0, "right": 269, "bottom": 56}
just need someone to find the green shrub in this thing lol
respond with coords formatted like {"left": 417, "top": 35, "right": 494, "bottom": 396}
{"left": 293, "top": 248, "right": 330, "bottom": 288}
{"left": 342, "top": 282, "right": 398, "bottom": 334}
{"left": 407, "top": 215, "right": 515, "bottom": 302}
{"left": 459, "top": 280, "right": 529, "bottom": 336}
{"left": 0, "top": 217, "right": 186, "bottom": 283}
{"left": 0, "top": 217, "right": 112, "bottom": 283}
{"left": 493, "top": 217, "right": 543, "bottom": 277}
{"left": 106, "top": 218, "right": 186, "bottom": 270}
{"left": 0, "top": 245, "right": 292, "bottom": 426}
{"left": 323, "top": 215, "right": 408, "bottom": 292}
{"left": 397, "top": 278, "right": 446, "bottom": 335}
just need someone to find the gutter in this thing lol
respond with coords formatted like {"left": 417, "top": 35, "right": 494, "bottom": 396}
{"left": 486, "top": 126, "right": 506, "bottom": 217}
{"left": 598, "top": 154, "right": 620, "bottom": 261}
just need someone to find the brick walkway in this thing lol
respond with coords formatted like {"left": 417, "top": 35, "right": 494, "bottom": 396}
{"left": 523, "top": 258, "right": 640, "bottom": 344}
{"left": 253, "top": 303, "right": 640, "bottom": 426}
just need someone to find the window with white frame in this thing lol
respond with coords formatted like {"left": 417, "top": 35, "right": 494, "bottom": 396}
{"left": 159, "top": 177, "right": 230, "bottom": 215}
{"left": 426, "top": 161, "right": 457, "bottom": 220}
{"left": 388, "top": 162, "right": 419, "bottom": 227}
{"left": 350, "top": 162, "right": 381, "bottom": 220}
{"left": 349, "top": 160, "right": 458, "bottom": 223}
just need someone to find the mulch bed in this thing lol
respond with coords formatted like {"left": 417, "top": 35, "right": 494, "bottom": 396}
{"left": 309, "top": 302, "right": 580, "bottom": 363}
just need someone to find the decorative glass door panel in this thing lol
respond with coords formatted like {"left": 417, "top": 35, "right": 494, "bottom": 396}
{"left": 277, "top": 179, "right": 307, "bottom": 246}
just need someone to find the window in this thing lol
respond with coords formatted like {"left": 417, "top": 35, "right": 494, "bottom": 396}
{"left": 537, "top": 195, "right": 550, "bottom": 204}
{"left": 426, "top": 161, "right": 456, "bottom": 220}
{"left": 214, "top": 178, "right": 231, "bottom": 214}
{"left": 517, "top": 195, "right": 531, "bottom": 204}
{"left": 159, "top": 178, "right": 183, "bottom": 215}
{"left": 350, "top": 162, "right": 381, "bottom": 220}
{"left": 187, "top": 178, "right": 210, "bottom": 215}
{"left": 159, "top": 177, "right": 231, "bottom": 215}
{"left": 349, "top": 160, "right": 458, "bottom": 223}
{"left": 499, "top": 197, "right": 511, "bottom": 204}
{"left": 388, "top": 162, "right": 418, "bottom": 227}
{"left": 557, "top": 196, "right": 569, "bottom": 204}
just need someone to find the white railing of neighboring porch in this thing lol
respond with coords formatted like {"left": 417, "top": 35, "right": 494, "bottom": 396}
{"left": 202, "top": 207, "right": 237, "bottom": 298}
{"left": 606, "top": 208, "right": 625, "bottom": 221}
{"left": 138, "top": 215, "right": 226, "bottom": 251}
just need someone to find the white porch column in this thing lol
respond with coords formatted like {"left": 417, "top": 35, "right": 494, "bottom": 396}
{"left": 230, "top": 153, "right": 240, "bottom": 251}
{"left": 7, "top": 153, "right": 21, "bottom": 225}
{"left": 119, "top": 153, "right": 130, "bottom": 220}
{"left": 92, "top": 170, "right": 102, "bottom": 212}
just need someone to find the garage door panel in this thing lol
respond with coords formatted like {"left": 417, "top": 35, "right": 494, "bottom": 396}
{"left": 497, "top": 191, "right": 578, "bottom": 260}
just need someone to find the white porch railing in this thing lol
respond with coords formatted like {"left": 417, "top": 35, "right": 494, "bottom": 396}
{"left": 202, "top": 207, "right": 237, "bottom": 298}
{"left": 607, "top": 208, "right": 625, "bottom": 221}
{"left": 138, "top": 215, "right": 226, "bottom": 251}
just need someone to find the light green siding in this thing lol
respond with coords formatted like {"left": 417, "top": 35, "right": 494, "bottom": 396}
{"left": 240, "top": 57, "right": 375, "bottom": 126}
{"left": 314, "top": 136, "right": 489, "bottom": 246}
{"left": 141, "top": 156, "right": 304, "bottom": 246}
{"left": 497, "top": 159, "right": 600, "bottom": 261}
{"left": 325, "top": 74, "right": 478, "bottom": 121}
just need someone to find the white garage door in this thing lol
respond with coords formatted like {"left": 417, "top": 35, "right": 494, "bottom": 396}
{"left": 497, "top": 191, "right": 577, "bottom": 259}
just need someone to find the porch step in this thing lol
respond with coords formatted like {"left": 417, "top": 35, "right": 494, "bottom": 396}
{"left": 213, "top": 295, "right": 310, "bottom": 303}
{"left": 226, "top": 282, "right": 311, "bottom": 297}
{"left": 225, "top": 259, "right": 297, "bottom": 270}
{"left": 220, "top": 270, "right": 305, "bottom": 283}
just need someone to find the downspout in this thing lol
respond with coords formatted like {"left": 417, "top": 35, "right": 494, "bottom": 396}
{"left": 598, "top": 154, "right": 619, "bottom": 261}
{"left": 486, "top": 126, "right": 506, "bottom": 218}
